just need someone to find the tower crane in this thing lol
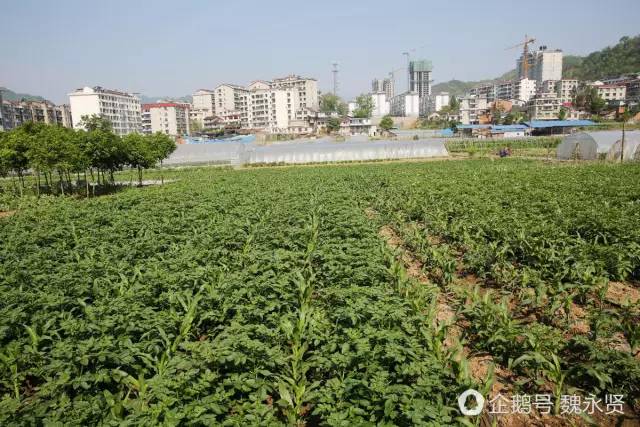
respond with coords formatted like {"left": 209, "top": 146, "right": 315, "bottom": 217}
{"left": 506, "top": 35, "right": 536, "bottom": 78}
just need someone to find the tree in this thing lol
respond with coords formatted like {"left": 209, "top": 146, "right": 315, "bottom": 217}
{"left": 558, "top": 107, "right": 567, "bottom": 120}
{"left": 122, "top": 132, "right": 176, "bottom": 186}
{"left": 352, "top": 94, "right": 374, "bottom": 118}
{"left": 572, "top": 85, "right": 607, "bottom": 115}
{"left": 448, "top": 96, "right": 460, "bottom": 112}
{"left": 379, "top": 116, "right": 394, "bottom": 131}
{"left": 78, "top": 114, "right": 113, "bottom": 132}
{"left": 589, "top": 95, "right": 606, "bottom": 115}
{"left": 123, "top": 133, "right": 153, "bottom": 186}
{"left": 190, "top": 119, "right": 203, "bottom": 134}
{"left": 319, "top": 94, "right": 348, "bottom": 116}
{"left": 326, "top": 117, "right": 341, "bottom": 134}
{"left": 490, "top": 104, "right": 505, "bottom": 125}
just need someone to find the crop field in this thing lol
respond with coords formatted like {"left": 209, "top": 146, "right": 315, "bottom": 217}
{"left": 1, "top": 159, "right": 639, "bottom": 425}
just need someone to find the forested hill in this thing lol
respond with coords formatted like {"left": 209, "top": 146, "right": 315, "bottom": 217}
{"left": 564, "top": 35, "right": 640, "bottom": 80}
{"left": 433, "top": 35, "right": 640, "bottom": 96}
{"left": 0, "top": 87, "right": 46, "bottom": 102}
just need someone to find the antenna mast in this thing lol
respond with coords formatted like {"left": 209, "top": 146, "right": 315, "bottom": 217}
{"left": 331, "top": 62, "right": 339, "bottom": 95}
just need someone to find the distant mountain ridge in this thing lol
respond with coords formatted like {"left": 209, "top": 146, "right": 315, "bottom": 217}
{"left": 0, "top": 87, "right": 47, "bottom": 102}
{"left": 138, "top": 95, "right": 192, "bottom": 105}
{"left": 432, "top": 35, "right": 640, "bottom": 97}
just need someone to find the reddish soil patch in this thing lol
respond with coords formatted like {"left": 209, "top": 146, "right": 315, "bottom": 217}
{"left": 606, "top": 281, "right": 640, "bottom": 306}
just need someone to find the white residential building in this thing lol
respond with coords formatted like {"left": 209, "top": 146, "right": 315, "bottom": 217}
{"left": 214, "top": 84, "right": 249, "bottom": 124}
{"left": 371, "top": 92, "right": 390, "bottom": 117}
{"left": 539, "top": 80, "right": 558, "bottom": 94}
{"left": 270, "top": 75, "right": 318, "bottom": 120}
{"left": 372, "top": 77, "right": 394, "bottom": 100}
{"left": 459, "top": 96, "right": 490, "bottom": 125}
{"left": 512, "top": 78, "right": 537, "bottom": 103}
{"left": 192, "top": 89, "right": 216, "bottom": 116}
{"left": 495, "top": 82, "right": 514, "bottom": 101}
{"left": 246, "top": 84, "right": 289, "bottom": 132}
{"left": 470, "top": 84, "right": 496, "bottom": 102}
{"left": 420, "top": 92, "right": 450, "bottom": 116}
{"left": 390, "top": 92, "right": 420, "bottom": 117}
{"left": 189, "top": 109, "right": 207, "bottom": 130}
{"left": 340, "top": 117, "right": 377, "bottom": 137}
{"left": 555, "top": 79, "right": 579, "bottom": 104}
{"left": 141, "top": 102, "right": 191, "bottom": 136}
{"left": 347, "top": 101, "right": 357, "bottom": 116}
{"left": 591, "top": 83, "right": 627, "bottom": 103}
{"left": 68, "top": 86, "right": 141, "bottom": 135}
{"left": 527, "top": 92, "right": 561, "bottom": 120}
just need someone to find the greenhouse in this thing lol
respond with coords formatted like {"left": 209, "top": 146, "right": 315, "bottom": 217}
{"left": 241, "top": 139, "right": 449, "bottom": 165}
{"left": 165, "top": 139, "right": 449, "bottom": 166}
{"left": 556, "top": 131, "right": 634, "bottom": 160}
{"left": 164, "top": 142, "right": 245, "bottom": 166}
{"left": 608, "top": 131, "right": 640, "bottom": 161}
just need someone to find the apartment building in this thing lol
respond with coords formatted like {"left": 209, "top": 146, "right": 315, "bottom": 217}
{"left": 460, "top": 96, "right": 490, "bottom": 125}
{"left": 512, "top": 78, "right": 537, "bottom": 103}
{"left": 390, "top": 92, "right": 420, "bottom": 117}
{"left": 270, "top": 75, "right": 318, "bottom": 121}
{"left": 518, "top": 47, "right": 563, "bottom": 82}
{"left": 192, "top": 89, "right": 216, "bottom": 116}
{"left": 600, "top": 74, "right": 640, "bottom": 104}
{"left": 592, "top": 83, "right": 627, "bottom": 104}
{"left": 141, "top": 103, "right": 190, "bottom": 137}
{"left": 420, "top": 92, "right": 450, "bottom": 117}
{"left": 243, "top": 80, "right": 287, "bottom": 132}
{"left": 68, "top": 86, "right": 141, "bottom": 135}
{"left": 470, "top": 84, "right": 496, "bottom": 102}
{"left": 0, "top": 98, "right": 72, "bottom": 131}
{"left": 539, "top": 80, "right": 558, "bottom": 94}
{"left": 527, "top": 92, "right": 561, "bottom": 120}
{"left": 236, "top": 75, "right": 320, "bottom": 133}
{"left": 214, "top": 84, "right": 249, "bottom": 124}
{"left": 495, "top": 81, "right": 514, "bottom": 101}
{"left": 555, "top": 79, "right": 579, "bottom": 104}
{"left": 371, "top": 92, "right": 390, "bottom": 117}
{"left": 409, "top": 60, "right": 432, "bottom": 99}
{"left": 372, "top": 77, "right": 394, "bottom": 100}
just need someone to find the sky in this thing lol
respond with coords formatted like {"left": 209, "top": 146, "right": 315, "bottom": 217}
{"left": 2, "top": 0, "right": 640, "bottom": 104}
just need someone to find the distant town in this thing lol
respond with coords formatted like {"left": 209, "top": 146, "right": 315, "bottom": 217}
{"left": 1, "top": 35, "right": 639, "bottom": 140}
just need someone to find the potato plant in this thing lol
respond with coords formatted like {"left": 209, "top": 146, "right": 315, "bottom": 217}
{"left": 1, "top": 158, "right": 639, "bottom": 424}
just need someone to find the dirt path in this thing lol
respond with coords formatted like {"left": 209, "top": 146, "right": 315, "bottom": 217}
{"left": 0, "top": 210, "right": 16, "bottom": 219}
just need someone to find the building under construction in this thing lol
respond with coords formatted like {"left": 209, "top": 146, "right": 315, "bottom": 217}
{"left": 409, "top": 60, "right": 432, "bottom": 98}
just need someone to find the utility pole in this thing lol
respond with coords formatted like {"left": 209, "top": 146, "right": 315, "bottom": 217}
{"left": 331, "top": 62, "right": 339, "bottom": 96}
{"left": 621, "top": 120, "right": 626, "bottom": 163}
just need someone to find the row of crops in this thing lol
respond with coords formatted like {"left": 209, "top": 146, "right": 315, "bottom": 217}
{"left": 444, "top": 137, "right": 561, "bottom": 158}
{"left": 1, "top": 159, "right": 639, "bottom": 424}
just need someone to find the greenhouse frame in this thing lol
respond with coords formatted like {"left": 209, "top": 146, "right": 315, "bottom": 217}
{"left": 164, "top": 138, "right": 449, "bottom": 166}
{"left": 557, "top": 131, "right": 640, "bottom": 161}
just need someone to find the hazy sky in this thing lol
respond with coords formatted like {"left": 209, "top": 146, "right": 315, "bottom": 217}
{"left": 2, "top": 0, "right": 639, "bottom": 103}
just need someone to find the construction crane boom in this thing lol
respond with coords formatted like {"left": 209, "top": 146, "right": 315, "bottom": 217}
{"left": 506, "top": 35, "right": 535, "bottom": 78}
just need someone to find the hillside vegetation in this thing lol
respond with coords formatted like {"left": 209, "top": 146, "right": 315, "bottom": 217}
{"left": 0, "top": 87, "right": 46, "bottom": 102}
